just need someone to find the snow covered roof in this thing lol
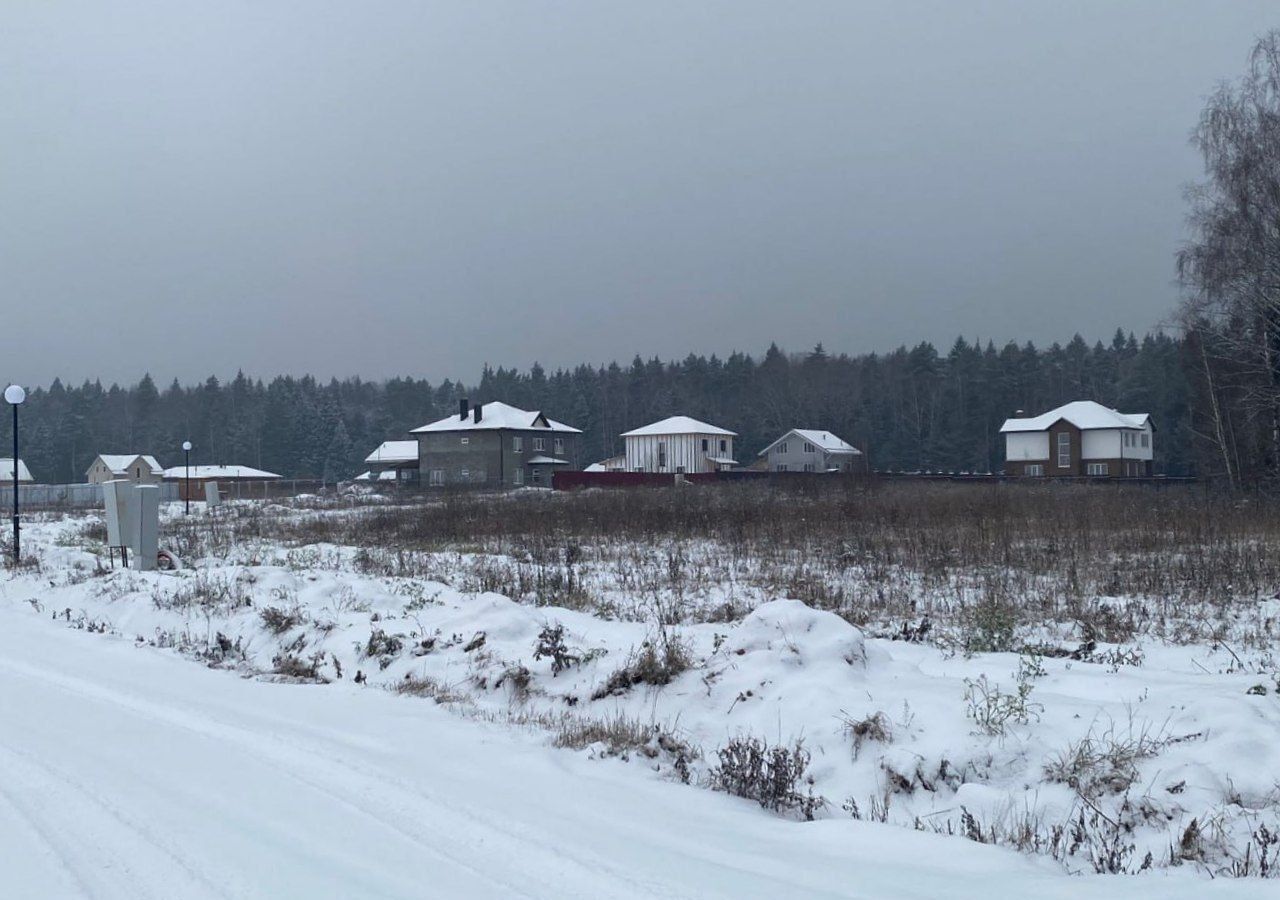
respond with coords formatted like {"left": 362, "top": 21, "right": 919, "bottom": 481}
{"left": 93, "top": 454, "right": 164, "bottom": 476}
{"left": 585, "top": 455, "right": 626, "bottom": 472}
{"left": 411, "top": 401, "right": 581, "bottom": 434}
{"left": 0, "top": 458, "right": 32, "bottom": 483}
{"left": 705, "top": 456, "right": 739, "bottom": 466}
{"left": 355, "top": 470, "right": 398, "bottom": 482}
{"left": 757, "top": 429, "right": 861, "bottom": 457}
{"left": 526, "top": 455, "right": 570, "bottom": 465}
{"left": 363, "top": 441, "right": 419, "bottom": 465}
{"left": 620, "top": 416, "right": 736, "bottom": 438}
{"left": 162, "top": 465, "right": 282, "bottom": 480}
{"left": 999, "top": 401, "right": 1150, "bottom": 434}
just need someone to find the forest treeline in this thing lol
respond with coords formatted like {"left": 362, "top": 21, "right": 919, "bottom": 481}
{"left": 0, "top": 330, "right": 1195, "bottom": 484}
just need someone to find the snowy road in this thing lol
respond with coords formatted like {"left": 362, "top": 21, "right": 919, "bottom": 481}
{"left": 0, "top": 604, "right": 1258, "bottom": 899}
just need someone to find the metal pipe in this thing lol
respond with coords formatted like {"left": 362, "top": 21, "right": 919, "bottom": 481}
{"left": 11, "top": 403, "right": 17, "bottom": 564}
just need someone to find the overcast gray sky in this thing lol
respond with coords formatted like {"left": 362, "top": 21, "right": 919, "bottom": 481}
{"left": 2, "top": 1, "right": 1276, "bottom": 387}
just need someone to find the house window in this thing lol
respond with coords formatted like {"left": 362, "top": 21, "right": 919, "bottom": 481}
{"left": 1086, "top": 463, "right": 1109, "bottom": 476}
{"left": 531, "top": 468, "right": 542, "bottom": 484}
{"left": 803, "top": 442, "right": 815, "bottom": 453}
{"left": 429, "top": 469, "right": 445, "bottom": 486}
{"left": 803, "top": 463, "right": 815, "bottom": 472}
{"left": 657, "top": 442, "right": 667, "bottom": 469}
{"left": 554, "top": 438, "right": 564, "bottom": 455}
{"left": 1056, "top": 433, "right": 1071, "bottom": 468}
{"left": 779, "top": 442, "right": 787, "bottom": 454}
{"left": 1141, "top": 434, "right": 1149, "bottom": 448}
{"left": 676, "top": 465, "right": 686, "bottom": 473}
{"left": 719, "top": 439, "right": 727, "bottom": 452}
{"left": 512, "top": 436, "right": 523, "bottom": 452}
{"left": 533, "top": 437, "right": 545, "bottom": 452}
{"left": 1025, "top": 464, "right": 1044, "bottom": 476}
{"left": 461, "top": 437, "right": 469, "bottom": 445}
{"left": 701, "top": 438, "right": 709, "bottom": 452}
{"left": 460, "top": 468, "right": 469, "bottom": 481}
{"left": 777, "top": 464, "right": 788, "bottom": 472}
{"left": 513, "top": 468, "right": 524, "bottom": 485}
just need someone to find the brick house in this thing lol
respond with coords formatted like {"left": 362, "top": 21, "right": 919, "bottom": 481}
{"left": 411, "top": 400, "right": 582, "bottom": 488}
{"left": 1000, "top": 401, "right": 1153, "bottom": 478}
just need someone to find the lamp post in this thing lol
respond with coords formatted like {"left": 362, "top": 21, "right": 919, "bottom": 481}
{"left": 182, "top": 440, "right": 192, "bottom": 514}
{"left": 5, "top": 384, "right": 26, "bottom": 564}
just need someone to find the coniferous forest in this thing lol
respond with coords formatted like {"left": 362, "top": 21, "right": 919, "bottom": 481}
{"left": 1, "top": 330, "right": 1194, "bottom": 484}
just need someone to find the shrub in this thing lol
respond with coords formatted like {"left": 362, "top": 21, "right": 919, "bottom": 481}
{"left": 363, "top": 629, "right": 404, "bottom": 664}
{"left": 842, "top": 711, "right": 892, "bottom": 759}
{"left": 963, "top": 672, "right": 1042, "bottom": 737}
{"left": 259, "top": 605, "right": 305, "bottom": 635}
{"left": 394, "top": 674, "right": 470, "bottom": 705}
{"left": 271, "top": 651, "right": 327, "bottom": 681}
{"left": 708, "top": 736, "right": 826, "bottom": 820}
{"left": 1043, "top": 718, "right": 1172, "bottom": 799}
{"left": 591, "top": 627, "right": 693, "bottom": 700}
{"left": 534, "top": 623, "right": 580, "bottom": 676}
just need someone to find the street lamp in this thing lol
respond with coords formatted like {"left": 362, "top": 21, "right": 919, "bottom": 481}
{"left": 5, "top": 384, "right": 26, "bottom": 564}
{"left": 182, "top": 440, "right": 193, "bottom": 514}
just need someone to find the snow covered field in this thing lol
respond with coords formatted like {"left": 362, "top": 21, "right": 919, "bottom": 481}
{"left": 1, "top": 488, "right": 1277, "bottom": 897}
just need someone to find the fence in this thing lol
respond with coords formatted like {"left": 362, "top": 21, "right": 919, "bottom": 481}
{"left": 176, "top": 479, "right": 328, "bottom": 502}
{"left": 553, "top": 469, "right": 1198, "bottom": 491}
{"left": 0, "top": 481, "right": 180, "bottom": 510}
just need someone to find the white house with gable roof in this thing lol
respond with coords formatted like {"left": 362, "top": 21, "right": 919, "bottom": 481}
{"left": 86, "top": 454, "right": 164, "bottom": 485}
{"left": 0, "top": 458, "right": 33, "bottom": 487}
{"left": 758, "top": 429, "right": 862, "bottom": 473}
{"left": 1000, "top": 400, "right": 1153, "bottom": 477}
{"left": 620, "top": 416, "right": 737, "bottom": 473}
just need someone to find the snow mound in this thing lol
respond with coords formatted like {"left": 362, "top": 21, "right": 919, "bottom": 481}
{"left": 724, "top": 599, "right": 867, "bottom": 670}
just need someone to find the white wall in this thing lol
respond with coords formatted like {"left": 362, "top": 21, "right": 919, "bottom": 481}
{"left": 625, "top": 433, "right": 734, "bottom": 473}
{"left": 1082, "top": 430, "right": 1120, "bottom": 460}
{"left": 1081, "top": 427, "right": 1153, "bottom": 461}
{"left": 1005, "top": 432, "right": 1049, "bottom": 461}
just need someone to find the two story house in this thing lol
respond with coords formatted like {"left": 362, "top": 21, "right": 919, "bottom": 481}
{"left": 1000, "top": 401, "right": 1153, "bottom": 477}
{"left": 620, "top": 416, "right": 737, "bottom": 473}
{"left": 758, "top": 429, "right": 862, "bottom": 472}
{"left": 411, "top": 400, "right": 582, "bottom": 488}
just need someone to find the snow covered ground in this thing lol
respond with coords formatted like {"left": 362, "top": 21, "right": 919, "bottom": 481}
{"left": 0, "top": 499, "right": 1277, "bottom": 897}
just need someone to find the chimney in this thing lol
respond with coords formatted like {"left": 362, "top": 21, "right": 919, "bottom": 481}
{"left": 459, "top": 398, "right": 469, "bottom": 421}
{"left": 473, "top": 403, "right": 483, "bottom": 423}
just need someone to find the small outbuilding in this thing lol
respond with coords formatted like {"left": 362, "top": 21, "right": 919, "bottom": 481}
{"left": 86, "top": 454, "right": 164, "bottom": 485}
{"left": 584, "top": 455, "right": 627, "bottom": 473}
{"left": 162, "top": 464, "right": 283, "bottom": 501}
{"left": 363, "top": 440, "right": 420, "bottom": 484}
{"left": 758, "top": 429, "right": 862, "bottom": 473}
